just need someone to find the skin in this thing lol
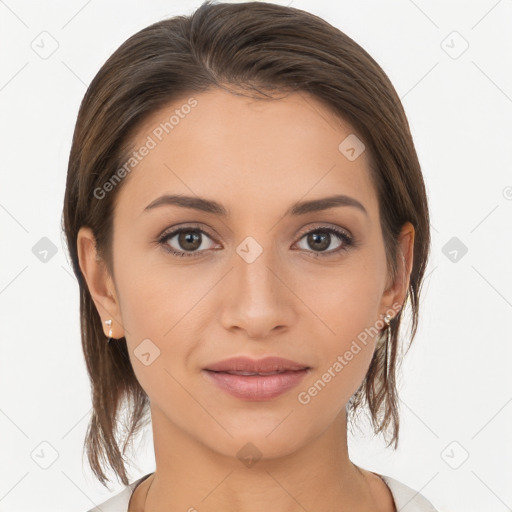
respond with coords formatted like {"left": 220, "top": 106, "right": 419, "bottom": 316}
{"left": 78, "top": 88, "right": 414, "bottom": 512}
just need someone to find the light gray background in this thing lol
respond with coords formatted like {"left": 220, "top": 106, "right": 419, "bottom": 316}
{"left": 1, "top": 1, "right": 511, "bottom": 511}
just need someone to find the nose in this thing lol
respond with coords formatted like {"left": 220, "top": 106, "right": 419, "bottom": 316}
{"left": 219, "top": 247, "right": 297, "bottom": 340}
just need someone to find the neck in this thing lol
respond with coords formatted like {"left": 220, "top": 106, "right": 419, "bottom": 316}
{"left": 136, "top": 404, "right": 380, "bottom": 512}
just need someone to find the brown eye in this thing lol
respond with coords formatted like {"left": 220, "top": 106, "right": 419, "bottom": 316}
{"left": 306, "top": 231, "right": 331, "bottom": 251}
{"left": 159, "top": 228, "right": 217, "bottom": 257}
{"left": 177, "top": 231, "right": 202, "bottom": 251}
{"left": 295, "top": 227, "right": 353, "bottom": 256}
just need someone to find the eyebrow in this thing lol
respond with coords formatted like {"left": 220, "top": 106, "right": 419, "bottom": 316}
{"left": 143, "top": 193, "right": 368, "bottom": 217}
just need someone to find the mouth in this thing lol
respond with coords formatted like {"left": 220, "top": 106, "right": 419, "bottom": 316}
{"left": 202, "top": 367, "right": 311, "bottom": 401}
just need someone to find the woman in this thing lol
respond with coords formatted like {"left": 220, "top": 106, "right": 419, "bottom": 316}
{"left": 62, "top": 1, "right": 438, "bottom": 510}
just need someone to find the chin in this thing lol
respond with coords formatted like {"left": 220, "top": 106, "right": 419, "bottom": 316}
{"left": 200, "top": 419, "right": 313, "bottom": 461}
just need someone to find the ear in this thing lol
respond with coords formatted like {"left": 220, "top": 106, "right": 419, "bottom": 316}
{"left": 379, "top": 221, "right": 415, "bottom": 318}
{"left": 76, "top": 226, "right": 124, "bottom": 339}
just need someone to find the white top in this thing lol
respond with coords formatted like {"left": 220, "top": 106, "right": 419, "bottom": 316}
{"left": 87, "top": 472, "right": 439, "bottom": 511}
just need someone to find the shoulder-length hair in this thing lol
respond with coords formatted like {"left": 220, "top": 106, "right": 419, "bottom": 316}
{"left": 62, "top": 0, "right": 430, "bottom": 487}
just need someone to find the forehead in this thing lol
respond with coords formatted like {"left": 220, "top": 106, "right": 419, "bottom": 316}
{"left": 114, "top": 88, "right": 378, "bottom": 220}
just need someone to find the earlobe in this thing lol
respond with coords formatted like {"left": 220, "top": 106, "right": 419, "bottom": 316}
{"left": 76, "top": 226, "right": 124, "bottom": 339}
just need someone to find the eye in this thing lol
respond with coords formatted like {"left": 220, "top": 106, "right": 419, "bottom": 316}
{"left": 158, "top": 225, "right": 218, "bottom": 258}
{"left": 294, "top": 225, "right": 354, "bottom": 257}
{"left": 157, "top": 224, "right": 355, "bottom": 259}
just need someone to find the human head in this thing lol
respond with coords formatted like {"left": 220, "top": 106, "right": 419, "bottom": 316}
{"left": 62, "top": 0, "right": 430, "bottom": 487}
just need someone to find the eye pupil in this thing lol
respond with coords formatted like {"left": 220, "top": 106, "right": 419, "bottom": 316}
{"left": 308, "top": 231, "right": 330, "bottom": 251}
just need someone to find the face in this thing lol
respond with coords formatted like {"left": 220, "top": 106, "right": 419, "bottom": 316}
{"left": 79, "top": 88, "right": 412, "bottom": 460}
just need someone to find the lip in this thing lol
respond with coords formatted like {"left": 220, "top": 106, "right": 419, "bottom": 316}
{"left": 203, "top": 368, "right": 310, "bottom": 401}
{"left": 202, "top": 356, "right": 311, "bottom": 401}
{"left": 204, "top": 356, "right": 310, "bottom": 373}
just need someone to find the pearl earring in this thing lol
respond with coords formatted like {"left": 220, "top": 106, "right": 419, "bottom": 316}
{"left": 105, "top": 319, "right": 113, "bottom": 343}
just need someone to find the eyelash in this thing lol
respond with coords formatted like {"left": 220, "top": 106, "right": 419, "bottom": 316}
{"left": 157, "top": 223, "right": 355, "bottom": 259}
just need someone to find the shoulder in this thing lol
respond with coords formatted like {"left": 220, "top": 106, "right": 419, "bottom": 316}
{"left": 376, "top": 473, "right": 439, "bottom": 512}
{"left": 86, "top": 473, "right": 153, "bottom": 512}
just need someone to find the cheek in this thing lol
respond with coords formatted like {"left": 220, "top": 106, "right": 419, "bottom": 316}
{"left": 114, "top": 251, "right": 196, "bottom": 338}
{"left": 293, "top": 252, "right": 385, "bottom": 399}
{"left": 296, "top": 275, "right": 382, "bottom": 414}
{"left": 295, "top": 254, "right": 386, "bottom": 342}
{"left": 316, "top": 298, "right": 379, "bottom": 400}
{"left": 113, "top": 256, "right": 208, "bottom": 389}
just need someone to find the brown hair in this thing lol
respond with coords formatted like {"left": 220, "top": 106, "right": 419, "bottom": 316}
{"left": 62, "top": 0, "right": 430, "bottom": 488}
